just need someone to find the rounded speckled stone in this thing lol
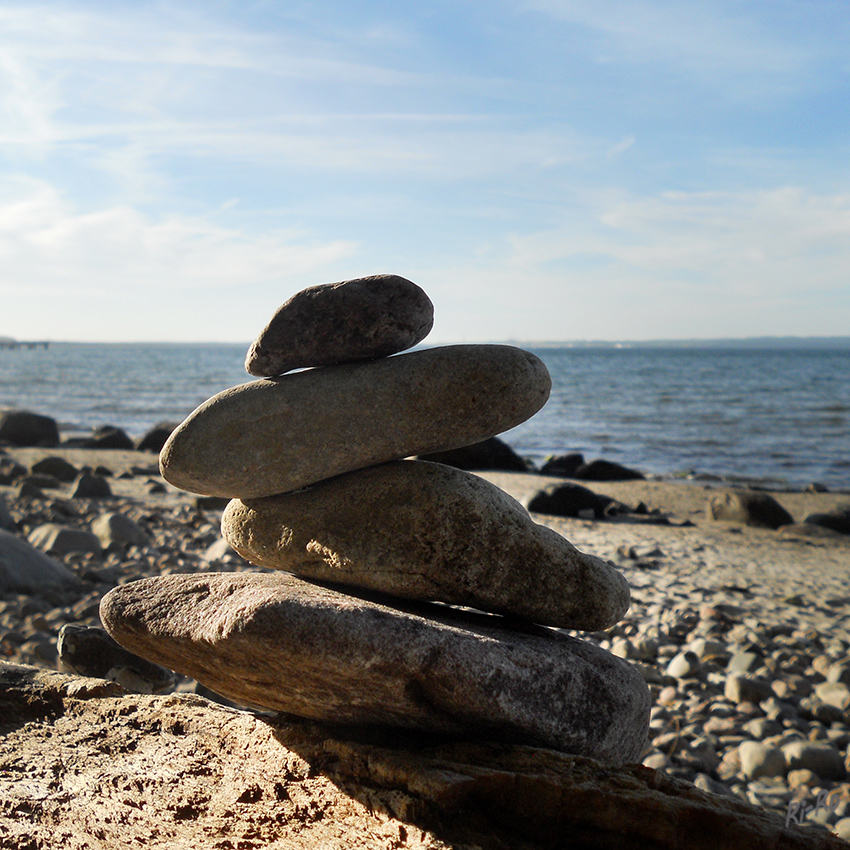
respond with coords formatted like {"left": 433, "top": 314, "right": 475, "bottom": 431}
{"left": 245, "top": 275, "right": 434, "bottom": 377}
{"left": 100, "top": 571, "right": 651, "bottom": 765}
{"left": 160, "top": 344, "right": 551, "bottom": 499}
{"left": 221, "top": 460, "right": 630, "bottom": 631}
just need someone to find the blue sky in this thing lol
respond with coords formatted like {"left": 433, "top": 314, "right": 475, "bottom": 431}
{"left": 1, "top": 0, "right": 848, "bottom": 342}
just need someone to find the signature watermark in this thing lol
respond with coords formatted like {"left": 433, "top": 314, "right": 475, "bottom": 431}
{"left": 786, "top": 790, "right": 841, "bottom": 827}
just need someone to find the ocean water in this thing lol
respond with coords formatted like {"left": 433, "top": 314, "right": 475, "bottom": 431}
{"left": 1, "top": 342, "right": 848, "bottom": 491}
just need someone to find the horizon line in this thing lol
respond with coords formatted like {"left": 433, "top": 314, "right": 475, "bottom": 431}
{"left": 3, "top": 334, "right": 848, "bottom": 347}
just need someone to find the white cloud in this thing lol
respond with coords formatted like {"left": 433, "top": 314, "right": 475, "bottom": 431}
{"left": 522, "top": 0, "right": 807, "bottom": 78}
{"left": 418, "top": 186, "right": 850, "bottom": 341}
{"left": 0, "top": 176, "right": 357, "bottom": 340}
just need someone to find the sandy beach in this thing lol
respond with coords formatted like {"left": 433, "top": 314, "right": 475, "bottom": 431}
{"left": 2, "top": 445, "right": 849, "bottom": 839}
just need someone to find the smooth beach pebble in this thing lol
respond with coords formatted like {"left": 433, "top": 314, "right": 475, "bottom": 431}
{"left": 160, "top": 344, "right": 551, "bottom": 499}
{"left": 221, "top": 460, "right": 630, "bottom": 631}
{"left": 245, "top": 274, "right": 434, "bottom": 377}
{"left": 99, "top": 571, "right": 651, "bottom": 765}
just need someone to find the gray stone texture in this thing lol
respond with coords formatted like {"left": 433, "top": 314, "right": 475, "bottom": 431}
{"left": 0, "top": 528, "right": 79, "bottom": 593}
{"left": 90, "top": 512, "right": 149, "bottom": 548}
{"left": 27, "top": 524, "right": 102, "bottom": 557}
{"left": 160, "top": 344, "right": 552, "bottom": 499}
{"left": 100, "top": 571, "right": 651, "bottom": 765}
{"left": 245, "top": 274, "right": 434, "bottom": 377}
{"left": 221, "top": 460, "right": 630, "bottom": 631}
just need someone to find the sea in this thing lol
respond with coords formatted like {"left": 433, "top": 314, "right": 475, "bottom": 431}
{"left": 1, "top": 342, "right": 849, "bottom": 492}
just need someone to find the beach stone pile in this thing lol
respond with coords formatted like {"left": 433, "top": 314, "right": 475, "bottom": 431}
{"left": 101, "top": 274, "right": 650, "bottom": 765}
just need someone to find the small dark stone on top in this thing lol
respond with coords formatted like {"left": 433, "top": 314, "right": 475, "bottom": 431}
{"left": 245, "top": 274, "right": 434, "bottom": 377}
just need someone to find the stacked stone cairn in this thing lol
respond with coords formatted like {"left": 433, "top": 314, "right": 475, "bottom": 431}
{"left": 101, "top": 274, "right": 651, "bottom": 766}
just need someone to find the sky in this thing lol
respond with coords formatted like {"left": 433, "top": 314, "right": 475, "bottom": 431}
{"left": 1, "top": 0, "right": 849, "bottom": 343}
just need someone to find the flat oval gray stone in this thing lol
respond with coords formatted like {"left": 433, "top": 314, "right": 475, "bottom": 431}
{"left": 222, "top": 460, "right": 629, "bottom": 631}
{"left": 160, "top": 345, "right": 551, "bottom": 499}
{"left": 99, "top": 572, "right": 650, "bottom": 765}
{"left": 245, "top": 274, "right": 434, "bottom": 377}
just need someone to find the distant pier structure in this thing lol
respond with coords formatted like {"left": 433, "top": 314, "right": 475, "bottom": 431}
{"left": 0, "top": 338, "right": 49, "bottom": 350}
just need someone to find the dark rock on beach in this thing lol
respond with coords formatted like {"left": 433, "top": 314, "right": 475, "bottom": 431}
{"left": 72, "top": 471, "right": 113, "bottom": 498}
{"left": 540, "top": 452, "right": 585, "bottom": 477}
{"left": 57, "top": 624, "right": 176, "bottom": 694}
{"left": 136, "top": 421, "right": 178, "bottom": 453}
{"left": 707, "top": 488, "right": 795, "bottom": 529}
{"left": 0, "top": 455, "right": 26, "bottom": 485}
{"left": 574, "top": 458, "right": 646, "bottom": 481}
{"left": 525, "top": 481, "right": 614, "bottom": 519}
{"left": 101, "top": 571, "right": 651, "bottom": 763}
{"left": 805, "top": 504, "right": 850, "bottom": 536}
{"left": 0, "top": 409, "right": 60, "bottom": 447}
{"left": 30, "top": 455, "right": 80, "bottom": 482}
{"left": 245, "top": 274, "right": 434, "bottom": 377}
{"left": 18, "top": 472, "right": 61, "bottom": 490}
{"left": 416, "top": 435, "right": 529, "bottom": 471}
{"left": 89, "top": 425, "right": 135, "bottom": 450}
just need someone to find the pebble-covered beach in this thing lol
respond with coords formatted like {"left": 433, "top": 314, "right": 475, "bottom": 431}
{"left": 2, "top": 443, "right": 849, "bottom": 841}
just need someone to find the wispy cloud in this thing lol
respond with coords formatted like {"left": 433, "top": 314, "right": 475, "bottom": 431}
{"left": 522, "top": 0, "right": 808, "bottom": 78}
{"left": 0, "top": 176, "right": 357, "bottom": 340}
{"left": 420, "top": 186, "right": 850, "bottom": 341}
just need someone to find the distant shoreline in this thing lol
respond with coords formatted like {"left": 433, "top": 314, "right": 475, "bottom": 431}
{"left": 5, "top": 336, "right": 849, "bottom": 350}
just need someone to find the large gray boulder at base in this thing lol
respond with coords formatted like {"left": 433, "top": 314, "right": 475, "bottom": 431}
{"left": 0, "top": 528, "right": 79, "bottom": 593}
{"left": 2, "top": 663, "right": 839, "bottom": 850}
{"left": 160, "top": 344, "right": 552, "bottom": 499}
{"left": 222, "top": 460, "right": 629, "bottom": 631}
{"left": 100, "top": 572, "right": 651, "bottom": 765}
{"left": 245, "top": 274, "right": 434, "bottom": 377}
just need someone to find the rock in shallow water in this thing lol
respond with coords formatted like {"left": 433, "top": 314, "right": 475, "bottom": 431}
{"left": 160, "top": 344, "right": 551, "bottom": 499}
{"left": 245, "top": 274, "right": 434, "bottom": 377}
{"left": 100, "top": 572, "right": 651, "bottom": 765}
{"left": 222, "top": 460, "right": 629, "bottom": 631}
